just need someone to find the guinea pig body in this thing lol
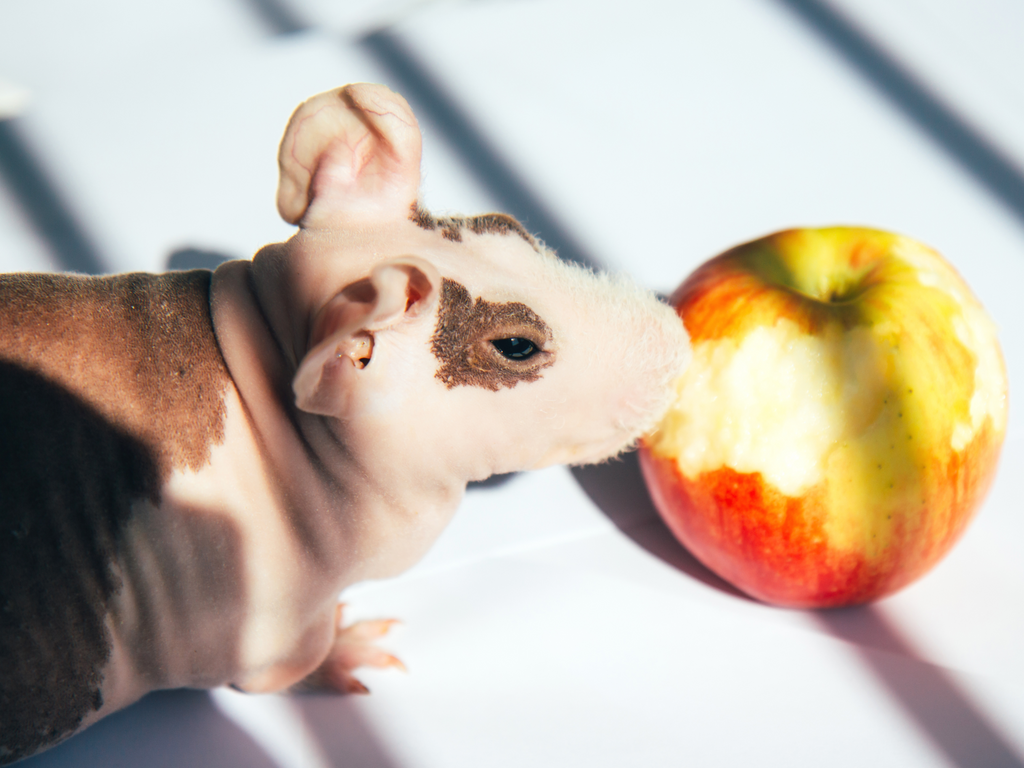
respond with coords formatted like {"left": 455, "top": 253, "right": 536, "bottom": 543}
{"left": 0, "top": 83, "right": 690, "bottom": 764}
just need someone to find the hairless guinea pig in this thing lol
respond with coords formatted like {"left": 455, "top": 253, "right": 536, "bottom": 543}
{"left": 0, "top": 83, "right": 690, "bottom": 764}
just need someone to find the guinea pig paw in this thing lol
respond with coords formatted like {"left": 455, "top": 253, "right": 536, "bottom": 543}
{"left": 295, "top": 609, "right": 405, "bottom": 695}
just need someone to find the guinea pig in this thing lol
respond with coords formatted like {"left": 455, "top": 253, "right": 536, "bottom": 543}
{"left": 0, "top": 83, "right": 690, "bottom": 764}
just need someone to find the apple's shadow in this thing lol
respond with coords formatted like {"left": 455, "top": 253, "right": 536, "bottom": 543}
{"left": 569, "top": 450, "right": 748, "bottom": 601}
{"left": 571, "top": 452, "right": 1024, "bottom": 767}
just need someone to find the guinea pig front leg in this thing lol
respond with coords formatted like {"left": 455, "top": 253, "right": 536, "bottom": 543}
{"left": 231, "top": 604, "right": 403, "bottom": 695}
{"left": 230, "top": 607, "right": 340, "bottom": 694}
{"left": 293, "top": 604, "right": 406, "bottom": 695}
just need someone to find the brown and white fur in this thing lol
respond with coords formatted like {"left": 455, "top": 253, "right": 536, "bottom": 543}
{"left": 0, "top": 83, "right": 689, "bottom": 764}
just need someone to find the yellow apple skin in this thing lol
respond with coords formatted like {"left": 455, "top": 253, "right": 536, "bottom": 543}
{"left": 641, "top": 227, "right": 1008, "bottom": 608}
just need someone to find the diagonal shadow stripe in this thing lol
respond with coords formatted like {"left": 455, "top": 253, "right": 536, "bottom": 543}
{"left": 243, "top": 0, "right": 310, "bottom": 36}
{"left": 817, "top": 607, "right": 1024, "bottom": 768}
{"left": 359, "top": 29, "right": 604, "bottom": 272}
{"left": 238, "top": 0, "right": 603, "bottom": 271}
{"left": 775, "top": 0, "right": 1024, "bottom": 229}
{"left": 0, "top": 118, "right": 108, "bottom": 274}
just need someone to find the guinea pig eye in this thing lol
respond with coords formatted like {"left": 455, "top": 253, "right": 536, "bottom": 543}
{"left": 491, "top": 337, "right": 538, "bottom": 360}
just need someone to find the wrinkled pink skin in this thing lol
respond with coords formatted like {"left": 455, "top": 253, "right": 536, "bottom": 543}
{"left": 84, "top": 84, "right": 687, "bottom": 740}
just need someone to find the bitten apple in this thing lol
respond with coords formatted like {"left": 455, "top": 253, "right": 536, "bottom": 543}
{"left": 640, "top": 227, "right": 1008, "bottom": 608}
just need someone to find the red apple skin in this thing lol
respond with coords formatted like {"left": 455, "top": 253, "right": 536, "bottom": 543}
{"left": 640, "top": 424, "right": 1002, "bottom": 607}
{"left": 641, "top": 227, "right": 1008, "bottom": 608}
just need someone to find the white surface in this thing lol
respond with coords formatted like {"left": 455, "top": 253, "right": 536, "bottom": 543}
{"left": 2, "top": 0, "right": 1022, "bottom": 766}
{"left": 828, "top": 0, "right": 1024, "bottom": 171}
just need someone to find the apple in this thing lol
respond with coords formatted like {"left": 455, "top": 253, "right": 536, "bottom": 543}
{"left": 640, "top": 227, "right": 1008, "bottom": 607}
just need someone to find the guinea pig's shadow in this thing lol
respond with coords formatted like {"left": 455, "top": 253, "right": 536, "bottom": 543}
{"left": 570, "top": 452, "right": 749, "bottom": 601}
{"left": 17, "top": 690, "right": 277, "bottom": 768}
{"left": 467, "top": 472, "right": 518, "bottom": 490}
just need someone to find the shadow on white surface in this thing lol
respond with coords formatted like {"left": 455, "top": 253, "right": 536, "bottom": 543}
{"left": 18, "top": 689, "right": 276, "bottom": 768}
{"left": 775, "top": 0, "right": 1024, "bottom": 229}
{"left": 466, "top": 471, "right": 518, "bottom": 490}
{"left": 245, "top": 0, "right": 311, "bottom": 37}
{"left": 208, "top": 0, "right": 608, "bottom": 277}
{"left": 164, "top": 247, "right": 238, "bottom": 273}
{"left": 358, "top": 27, "right": 604, "bottom": 273}
{"left": 570, "top": 451, "right": 750, "bottom": 601}
{"left": 0, "top": 119, "right": 108, "bottom": 274}
{"left": 15, "top": 687, "right": 406, "bottom": 768}
{"left": 574, "top": 451, "right": 1024, "bottom": 767}
{"left": 293, "top": 694, "right": 402, "bottom": 768}
{"left": 211, "top": 687, "right": 403, "bottom": 768}
{"left": 243, "top": 0, "right": 612, "bottom": 272}
{"left": 817, "top": 607, "right": 1024, "bottom": 768}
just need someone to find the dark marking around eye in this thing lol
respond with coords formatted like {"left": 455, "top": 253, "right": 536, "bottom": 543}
{"left": 432, "top": 279, "right": 554, "bottom": 391}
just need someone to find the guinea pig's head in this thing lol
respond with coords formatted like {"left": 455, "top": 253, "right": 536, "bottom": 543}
{"left": 276, "top": 84, "right": 690, "bottom": 482}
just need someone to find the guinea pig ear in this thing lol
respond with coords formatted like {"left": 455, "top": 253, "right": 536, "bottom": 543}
{"left": 276, "top": 83, "right": 422, "bottom": 228}
{"left": 293, "top": 256, "right": 441, "bottom": 416}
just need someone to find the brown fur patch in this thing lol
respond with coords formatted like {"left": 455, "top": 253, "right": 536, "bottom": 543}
{"left": 0, "top": 270, "right": 232, "bottom": 762}
{"left": 0, "top": 270, "right": 231, "bottom": 480}
{"left": 410, "top": 203, "right": 540, "bottom": 250}
{"left": 431, "top": 278, "right": 554, "bottom": 391}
